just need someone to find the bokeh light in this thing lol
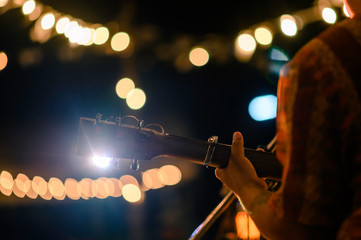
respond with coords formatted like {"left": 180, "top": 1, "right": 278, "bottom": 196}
{"left": 189, "top": 47, "right": 209, "bottom": 67}
{"left": 159, "top": 165, "right": 182, "bottom": 186}
{"left": 40, "top": 13, "right": 55, "bottom": 30}
{"left": 115, "top": 77, "right": 135, "bottom": 99}
{"left": 254, "top": 26, "right": 273, "bottom": 46}
{"left": 126, "top": 88, "right": 146, "bottom": 110}
{"left": 280, "top": 14, "right": 297, "bottom": 36}
{"left": 0, "top": 0, "right": 8, "bottom": 7}
{"left": 236, "top": 33, "right": 256, "bottom": 52}
{"left": 111, "top": 32, "right": 130, "bottom": 52}
{"left": 65, "top": 178, "right": 81, "bottom": 200}
{"left": 79, "top": 178, "right": 94, "bottom": 199}
{"left": 248, "top": 95, "right": 277, "bottom": 121}
{"left": 122, "top": 184, "right": 141, "bottom": 203}
{"left": 93, "top": 26, "right": 109, "bottom": 45}
{"left": 0, "top": 52, "right": 8, "bottom": 71}
{"left": 343, "top": 4, "right": 350, "bottom": 17}
{"left": 92, "top": 155, "right": 112, "bottom": 168}
{"left": 322, "top": 7, "right": 337, "bottom": 24}
{"left": 22, "top": 0, "right": 36, "bottom": 15}
{"left": 28, "top": 4, "right": 42, "bottom": 21}
{"left": 48, "top": 177, "right": 65, "bottom": 200}
{"left": 0, "top": 171, "right": 13, "bottom": 193}
{"left": 142, "top": 169, "right": 164, "bottom": 189}
{"left": 55, "top": 17, "right": 70, "bottom": 34}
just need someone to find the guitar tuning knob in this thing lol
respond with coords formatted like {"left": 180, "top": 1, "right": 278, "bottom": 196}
{"left": 130, "top": 159, "right": 140, "bottom": 171}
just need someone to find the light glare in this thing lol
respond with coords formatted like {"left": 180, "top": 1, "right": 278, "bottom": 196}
{"left": 92, "top": 156, "right": 112, "bottom": 168}
{"left": 280, "top": 15, "right": 297, "bottom": 36}
{"left": 189, "top": 47, "right": 209, "bottom": 67}
{"left": 115, "top": 77, "right": 135, "bottom": 99}
{"left": 22, "top": 0, "right": 36, "bottom": 15}
{"left": 111, "top": 32, "right": 130, "bottom": 51}
{"left": 322, "top": 8, "right": 337, "bottom": 24}
{"left": 126, "top": 88, "right": 146, "bottom": 110}
{"left": 248, "top": 95, "right": 277, "bottom": 121}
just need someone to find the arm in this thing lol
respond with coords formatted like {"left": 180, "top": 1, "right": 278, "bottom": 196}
{"left": 215, "top": 132, "right": 335, "bottom": 240}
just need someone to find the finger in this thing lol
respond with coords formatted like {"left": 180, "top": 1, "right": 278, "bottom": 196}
{"left": 231, "top": 131, "right": 244, "bottom": 160}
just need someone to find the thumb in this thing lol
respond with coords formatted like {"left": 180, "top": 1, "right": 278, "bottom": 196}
{"left": 231, "top": 131, "right": 244, "bottom": 159}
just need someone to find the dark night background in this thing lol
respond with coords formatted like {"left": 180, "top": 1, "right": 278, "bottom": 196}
{"left": 0, "top": 0, "right": 340, "bottom": 239}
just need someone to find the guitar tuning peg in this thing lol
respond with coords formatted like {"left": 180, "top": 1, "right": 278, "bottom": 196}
{"left": 130, "top": 159, "right": 140, "bottom": 171}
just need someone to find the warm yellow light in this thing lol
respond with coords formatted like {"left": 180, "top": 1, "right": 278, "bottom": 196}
{"left": 159, "top": 165, "right": 182, "bottom": 186}
{"left": 0, "top": 170, "right": 13, "bottom": 190}
{"left": 22, "top": 0, "right": 35, "bottom": 15}
{"left": 119, "top": 175, "right": 139, "bottom": 186}
{"left": 55, "top": 17, "right": 70, "bottom": 34}
{"left": 254, "top": 26, "right": 273, "bottom": 46}
{"left": 78, "top": 27, "right": 92, "bottom": 45}
{"left": 143, "top": 169, "right": 164, "bottom": 189}
{"left": 322, "top": 8, "right": 337, "bottom": 24}
{"left": 68, "top": 25, "right": 85, "bottom": 44}
{"left": 115, "top": 77, "right": 135, "bottom": 99}
{"left": 122, "top": 184, "right": 141, "bottom": 203}
{"left": 280, "top": 15, "right": 297, "bottom": 36}
{"left": 41, "top": 13, "right": 55, "bottom": 30}
{"left": 236, "top": 33, "right": 256, "bottom": 52}
{"left": 79, "top": 178, "right": 95, "bottom": 199}
{"left": 0, "top": 0, "right": 9, "bottom": 7}
{"left": 15, "top": 173, "right": 31, "bottom": 194}
{"left": 82, "top": 28, "right": 95, "bottom": 46}
{"left": 126, "top": 88, "right": 146, "bottom": 110}
{"left": 65, "top": 178, "right": 81, "bottom": 200}
{"left": 64, "top": 21, "right": 78, "bottom": 38}
{"left": 93, "top": 26, "right": 109, "bottom": 45}
{"left": 109, "top": 178, "right": 123, "bottom": 197}
{"left": 28, "top": 4, "right": 42, "bottom": 21}
{"left": 0, "top": 52, "right": 8, "bottom": 71}
{"left": 111, "top": 32, "right": 130, "bottom": 51}
{"left": 189, "top": 47, "right": 209, "bottom": 67}
{"left": 26, "top": 180, "right": 38, "bottom": 199}
{"left": 48, "top": 177, "right": 65, "bottom": 199}
{"left": 13, "top": 0, "right": 25, "bottom": 6}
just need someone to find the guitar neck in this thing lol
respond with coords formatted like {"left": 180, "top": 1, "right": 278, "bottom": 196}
{"left": 152, "top": 134, "right": 282, "bottom": 180}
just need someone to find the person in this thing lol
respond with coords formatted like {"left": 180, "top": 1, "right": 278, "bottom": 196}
{"left": 215, "top": 0, "right": 361, "bottom": 239}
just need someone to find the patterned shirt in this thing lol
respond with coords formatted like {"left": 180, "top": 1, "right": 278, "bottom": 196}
{"left": 269, "top": 18, "right": 361, "bottom": 239}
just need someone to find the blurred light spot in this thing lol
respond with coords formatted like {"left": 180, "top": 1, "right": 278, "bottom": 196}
{"left": 236, "top": 212, "right": 261, "bottom": 239}
{"left": 64, "top": 21, "right": 78, "bottom": 38}
{"left": 126, "top": 88, "right": 146, "bottom": 110}
{"left": 270, "top": 48, "right": 289, "bottom": 61}
{"left": 159, "top": 165, "right": 182, "bottom": 186}
{"left": 48, "top": 177, "right": 65, "bottom": 199}
{"left": 0, "top": 171, "right": 13, "bottom": 191}
{"left": 234, "top": 32, "right": 256, "bottom": 62}
{"left": 322, "top": 8, "right": 337, "bottom": 24}
{"left": 111, "top": 32, "right": 130, "bottom": 51}
{"left": 26, "top": 180, "right": 38, "bottom": 199}
{"left": 143, "top": 169, "right": 164, "bottom": 189}
{"left": 79, "top": 178, "right": 95, "bottom": 199}
{"left": 109, "top": 178, "right": 122, "bottom": 197}
{"left": 115, "top": 77, "right": 135, "bottom": 99}
{"left": 0, "top": 0, "right": 8, "bottom": 7}
{"left": 78, "top": 27, "right": 92, "bottom": 45}
{"left": 41, "top": 13, "right": 55, "bottom": 30}
{"left": 22, "top": 0, "right": 35, "bottom": 15}
{"left": 254, "top": 26, "right": 273, "bottom": 46}
{"left": 68, "top": 25, "right": 86, "bottom": 44}
{"left": 343, "top": 4, "right": 350, "bottom": 17}
{"left": 95, "top": 177, "right": 111, "bottom": 199}
{"left": 119, "top": 175, "right": 138, "bottom": 186}
{"left": 0, "top": 52, "right": 8, "bottom": 71}
{"left": 94, "top": 26, "right": 109, "bottom": 45}
{"left": 65, "top": 178, "right": 81, "bottom": 200}
{"left": 236, "top": 33, "right": 256, "bottom": 52}
{"left": 28, "top": 4, "right": 42, "bottom": 21}
{"left": 15, "top": 173, "right": 31, "bottom": 195}
{"left": 55, "top": 17, "right": 70, "bottom": 34}
{"left": 189, "top": 47, "right": 209, "bottom": 67}
{"left": 249, "top": 95, "right": 277, "bottom": 121}
{"left": 122, "top": 184, "right": 141, "bottom": 203}
{"left": 92, "top": 155, "right": 111, "bottom": 168}
{"left": 280, "top": 15, "right": 297, "bottom": 36}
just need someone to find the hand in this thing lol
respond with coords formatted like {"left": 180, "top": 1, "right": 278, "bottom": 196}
{"left": 215, "top": 131, "right": 267, "bottom": 196}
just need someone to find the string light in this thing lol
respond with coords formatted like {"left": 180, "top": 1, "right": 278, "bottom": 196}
{"left": 93, "top": 26, "right": 109, "bottom": 45}
{"left": 115, "top": 77, "right": 135, "bottom": 99}
{"left": 0, "top": 51, "right": 8, "bottom": 71}
{"left": 280, "top": 14, "right": 298, "bottom": 36}
{"left": 0, "top": 0, "right": 8, "bottom": 7}
{"left": 111, "top": 32, "right": 130, "bottom": 52}
{"left": 254, "top": 26, "right": 273, "bottom": 46}
{"left": 22, "top": 0, "right": 36, "bottom": 15}
{"left": 322, "top": 7, "right": 337, "bottom": 24}
{"left": 40, "top": 13, "right": 55, "bottom": 30}
{"left": 126, "top": 88, "right": 146, "bottom": 110}
{"left": 189, "top": 47, "right": 209, "bottom": 67}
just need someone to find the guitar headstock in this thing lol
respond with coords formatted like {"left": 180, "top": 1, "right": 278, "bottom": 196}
{"left": 77, "top": 114, "right": 167, "bottom": 169}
